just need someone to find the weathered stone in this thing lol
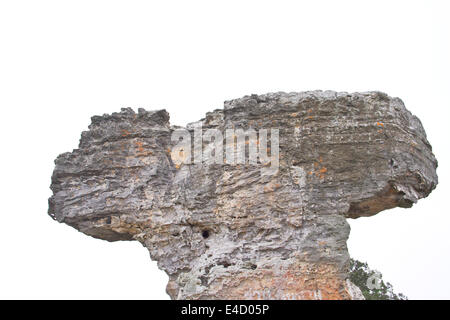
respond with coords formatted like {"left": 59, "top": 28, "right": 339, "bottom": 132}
{"left": 49, "top": 91, "right": 438, "bottom": 299}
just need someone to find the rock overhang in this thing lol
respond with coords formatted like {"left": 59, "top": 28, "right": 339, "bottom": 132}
{"left": 48, "top": 91, "right": 438, "bottom": 299}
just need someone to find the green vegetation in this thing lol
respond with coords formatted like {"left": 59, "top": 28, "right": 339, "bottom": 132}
{"left": 349, "top": 259, "right": 407, "bottom": 300}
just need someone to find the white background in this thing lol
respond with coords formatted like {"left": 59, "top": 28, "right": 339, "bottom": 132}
{"left": 0, "top": 0, "right": 449, "bottom": 299}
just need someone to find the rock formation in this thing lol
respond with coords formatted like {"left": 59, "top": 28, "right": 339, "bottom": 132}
{"left": 48, "top": 91, "right": 438, "bottom": 299}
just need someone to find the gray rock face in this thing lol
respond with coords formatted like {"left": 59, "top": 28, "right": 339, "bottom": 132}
{"left": 49, "top": 91, "right": 437, "bottom": 299}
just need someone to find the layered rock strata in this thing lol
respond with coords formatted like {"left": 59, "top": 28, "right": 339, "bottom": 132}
{"left": 49, "top": 91, "right": 438, "bottom": 299}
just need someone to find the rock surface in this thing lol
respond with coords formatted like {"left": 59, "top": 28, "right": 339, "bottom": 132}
{"left": 49, "top": 91, "right": 438, "bottom": 299}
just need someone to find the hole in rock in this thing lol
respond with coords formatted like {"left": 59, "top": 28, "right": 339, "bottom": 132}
{"left": 202, "top": 230, "right": 210, "bottom": 239}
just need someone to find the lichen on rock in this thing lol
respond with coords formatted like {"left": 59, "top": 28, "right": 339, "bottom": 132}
{"left": 49, "top": 91, "right": 438, "bottom": 299}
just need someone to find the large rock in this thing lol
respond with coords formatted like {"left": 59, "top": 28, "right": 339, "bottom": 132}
{"left": 49, "top": 91, "right": 438, "bottom": 299}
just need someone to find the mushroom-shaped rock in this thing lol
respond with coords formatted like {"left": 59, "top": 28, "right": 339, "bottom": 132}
{"left": 49, "top": 91, "right": 438, "bottom": 299}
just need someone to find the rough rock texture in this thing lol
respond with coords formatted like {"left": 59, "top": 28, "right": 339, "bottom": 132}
{"left": 49, "top": 91, "right": 438, "bottom": 300}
